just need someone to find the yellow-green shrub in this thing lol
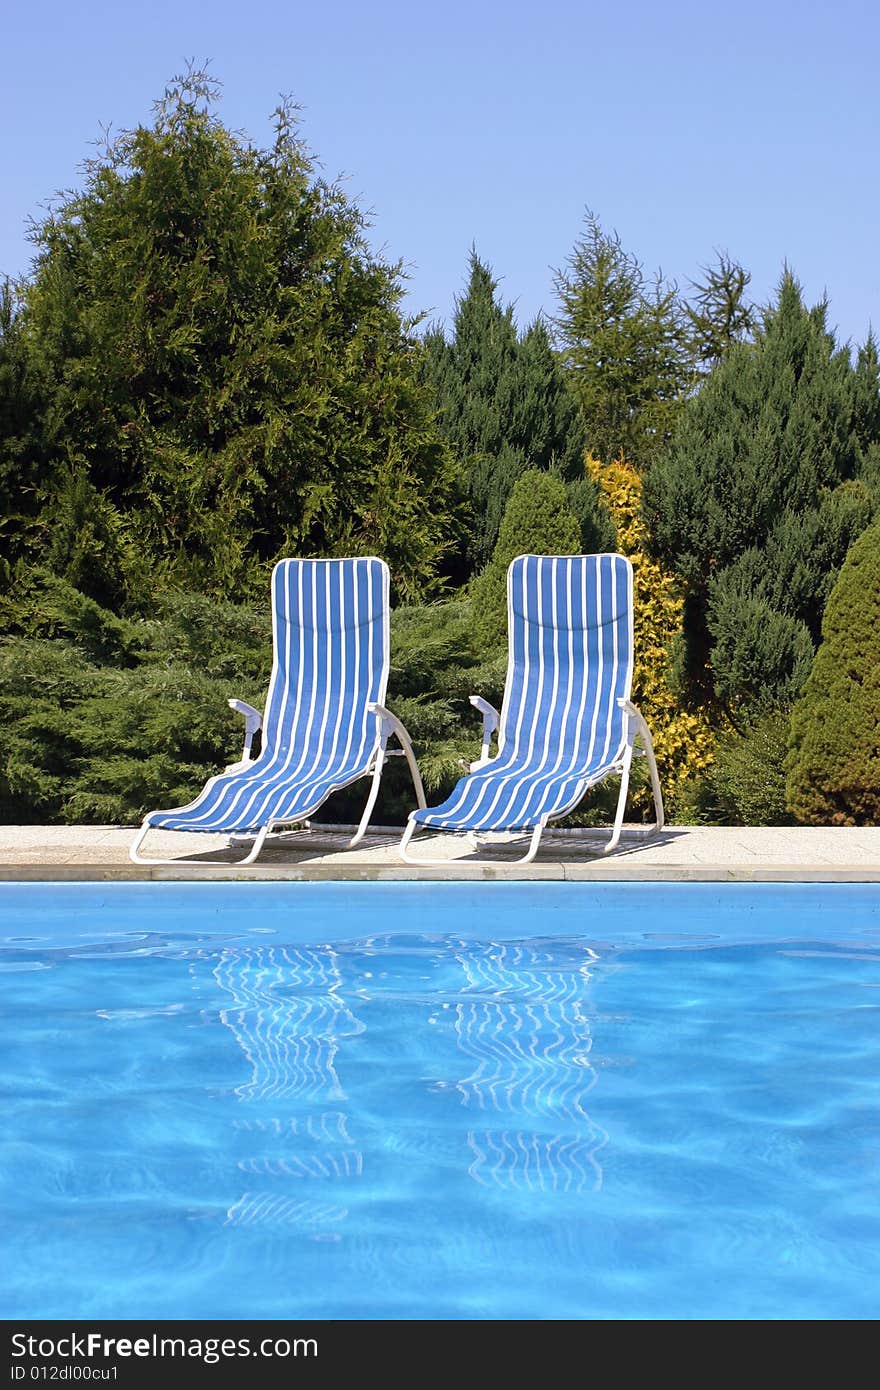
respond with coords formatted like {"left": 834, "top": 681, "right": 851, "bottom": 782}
{"left": 587, "top": 454, "right": 717, "bottom": 814}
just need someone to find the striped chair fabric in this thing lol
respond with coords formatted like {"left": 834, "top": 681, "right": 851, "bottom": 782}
{"left": 147, "top": 557, "right": 389, "bottom": 835}
{"left": 413, "top": 553, "right": 634, "bottom": 832}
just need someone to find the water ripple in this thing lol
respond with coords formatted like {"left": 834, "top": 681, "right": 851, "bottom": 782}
{"left": 3, "top": 930, "right": 880, "bottom": 1318}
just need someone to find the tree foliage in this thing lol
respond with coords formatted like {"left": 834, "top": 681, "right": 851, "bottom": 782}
{"left": 0, "top": 573, "right": 271, "bottom": 824}
{"left": 712, "top": 710, "right": 795, "bottom": 826}
{"left": 554, "top": 211, "right": 694, "bottom": 468}
{"left": 421, "top": 250, "right": 611, "bottom": 574}
{"left": 0, "top": 279, "right": 40, "bottom": 579}
{"left": 3, "top": 70, "right": 456, "bottom": 604}
{"left": 470, "top": 469, "right": 582, "bottom": 648}
{"left": 785, "top": 519, "right": 880, "bottom": 825}
{"left": 4, "top": 74, "right": 880, "bottom": 834}
{"left": 643, "top": 273, "right": 880, "bottom": 714}
{"left": 587, "top": 455, "right": 717, "bottom": 815}
{"left": 686, "top": 252, "right": 755, "bottom": 367}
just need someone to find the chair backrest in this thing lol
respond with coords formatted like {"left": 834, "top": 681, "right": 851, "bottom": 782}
{"left": 498, "top": 554, "right": 634, "bottom": 769}
{"left": 260, "top": 557, "right": 390, "bottom": 764}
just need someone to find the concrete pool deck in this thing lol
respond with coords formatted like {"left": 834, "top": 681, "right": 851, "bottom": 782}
{"left": 0, "top": 823, "right": 878, "bottom": 881}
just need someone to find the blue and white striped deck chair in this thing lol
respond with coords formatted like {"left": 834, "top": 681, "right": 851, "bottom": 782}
{"left": 131, "top": 557, "right": 425, "bottom": 866}
{"left": 399, "top": 554, "right": 663, "bottom": 865}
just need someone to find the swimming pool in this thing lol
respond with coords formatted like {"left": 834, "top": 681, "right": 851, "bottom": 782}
{"left": 2, "top": 882, "right": 879, "bottom": 1320}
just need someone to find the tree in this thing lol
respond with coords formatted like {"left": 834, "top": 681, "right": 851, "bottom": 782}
{"left": 642, "top": 272, "right": 880, "bottom": 714}
{"left": 0, "top": 279, "right": 42, "bottom": 578}
{"left": 785, "top": 518, "right": 880, "bottom": 825}
{"left": 7, "top": 70, "right": 456, "bottom": 605}
{"left": 471, "top": 470, "right": 582, "bottom": 647}
{"left": 553, "top": 210, "right": 693, "bottom": 468}
{"left": 712, "top": 710, "right": 795, "bottom": 825}
{"left": 421, "top": 250, "right": 610, "bottom": 575}
{"left": 586, "top": 455, "right": 716, "bottom": 816}
{"left": 686, "top": 252, "right": 755, "bottom": 367}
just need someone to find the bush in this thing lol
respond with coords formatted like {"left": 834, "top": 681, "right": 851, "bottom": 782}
{"left": 713, "top": 710, "right": 795, "bottom": 825}
{"left": 706, "top": 582, "right": 814, "bottom": 711}
{"left": 387, "top": 599, "right": 503, "bottom": 793}
{"left": 470, "top": 470, "right": 582, "bottom": 648}
{"left": 0, "top": 577, "right": 270, "bottom": 824}
{"left": 786, "top": 519, "right": 880, "bottom": 824}
{"left": 588, "top": 455, "right": 717, "bottom": 816}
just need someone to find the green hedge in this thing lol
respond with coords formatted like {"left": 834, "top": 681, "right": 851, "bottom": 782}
{"left": 786, "top": 519, "right": 880, "bottom": 824}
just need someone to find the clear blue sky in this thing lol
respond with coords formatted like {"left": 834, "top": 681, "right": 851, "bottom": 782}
{"left": 2, "top": 0, "right": 878, "bottom": 345}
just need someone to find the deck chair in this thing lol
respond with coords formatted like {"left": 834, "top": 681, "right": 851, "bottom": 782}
{"left": 131, "top": 556, "right": 425, "bottom": 865}
{"left": 399, "top": 553, "right": 663, "bottom": 865}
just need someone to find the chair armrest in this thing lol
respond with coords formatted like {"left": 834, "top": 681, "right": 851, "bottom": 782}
{"left": 367, "top": 702, "right": 426, "bottom": 808}
{"left": 228, "top": 698, "right": 263, "bottom": 763}
{"left": 368, "top": 701, "right": 409, "bottom": 743}
{"left": 619, "top": 699, "right": 651, "bottom": 745}
{"left": 469, "top": 695, "right": 500, "bottom": 764}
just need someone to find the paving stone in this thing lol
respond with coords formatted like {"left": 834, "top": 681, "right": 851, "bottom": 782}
{"left": 0, "top": 824, "right": 878, "bottom": 881}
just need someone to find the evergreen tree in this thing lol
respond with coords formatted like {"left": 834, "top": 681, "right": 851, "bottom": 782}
{"left": 553, "top": 211, "right": 693, "bottom": 468}
{"left": 686, "top": 252, "right": 755, "bottom": 367}
{"left": 643, "top": 272, "right": 880, "bottom": 713}
{"left": 851, "top": 332, "right": 880, "bottom": 476}
{"left": 6, "top": 70, "right": 456, "bottom": 605}
{"left": 471, "top": 470, "right": 582, "bottom": 647}
{"left": 712, "top": 710, "right": 795, "bottom": 825}
{"left": 421, "top": 250, "right": 610, "bottom": 575}
{"left": 0, "top": 280, "right": 42, "bottom": 577}
{"left": 786, "top": 518, "right": 880, "bottom": 824}
{"left": 587, "top": 454, "right": 716, "bottom": 816}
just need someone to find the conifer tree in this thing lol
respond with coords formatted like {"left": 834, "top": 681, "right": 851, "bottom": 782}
{"left": 553, "top": 211, "right": 693, "bottom": 468}
{"left": 0, "top": 280, "right": 41, "bottom": 575}
{"left": 471, "top": 470, "right": 582, "bottom": 647}
{"left": 786, "top": 518, "right": 880, "bottom": 824}
{"left": 686, "top": 252, "right": 755, "bottom": 367}
{"left": 643, "top": 272, "right": 880, "bottom": 712}
{"left": 5, "top": 70, "right": 455, "bottom": 605}
{"left": 421, "top": 251, "right": 610, "bottom": 575}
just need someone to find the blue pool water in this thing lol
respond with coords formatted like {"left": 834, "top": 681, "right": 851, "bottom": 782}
{"left": 2, "top": 882, "right": 880, "bottom": 1320}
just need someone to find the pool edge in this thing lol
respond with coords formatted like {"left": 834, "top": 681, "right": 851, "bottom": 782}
{"left": 2, "top": 862, "right": 880, "bottom": 883}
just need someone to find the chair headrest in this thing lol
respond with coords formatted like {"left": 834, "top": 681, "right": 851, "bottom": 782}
{"left": 508, "top": 554, "right": 632, "bottom": 630}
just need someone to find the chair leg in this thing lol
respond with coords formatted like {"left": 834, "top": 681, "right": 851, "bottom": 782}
{"left": 348, "top": 749, "right": 387, "bottom": 847}
{"left": 398, "top": 815, "right": 547, "bottom": 866}
{"left": 398, "top": 729, "right": 427, "bottom": 811}
{"left": 601, "top": 723, "right": 665, "bottom": 856}
{"left": 238, "top": 822, "right": 272, "bottom": 865}
{"left": 129, "top": 818, "right": 274, "bottom": 866}
{"left": 348, "top": 716, "right": 427, "bottom": 849}
{"left": 399, "top": 815, "right": 420, "bottom": 863}
{"left": 520, "top": 821, "right": 546, "bottom": 865}
{"left": 642, "top": 723, "right": 666, "bottom": 835}
{"left": 602, "top": 742, "right": 636, "bottom": 855}
{"left": 129, "top": 820, "right": 152, "bottom": 864}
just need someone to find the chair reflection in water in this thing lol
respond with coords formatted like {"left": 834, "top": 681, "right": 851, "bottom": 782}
{"left": 451, "top": 940, "right": 607, "bottom": 1193}
{"left": 209, "top": 944, "right": 364, "bottom": 1230}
